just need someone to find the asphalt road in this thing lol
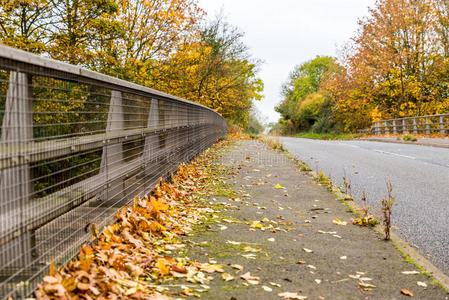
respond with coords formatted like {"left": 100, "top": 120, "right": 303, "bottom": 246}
{"left": 281, "top": 137, "right": 449, "bottom": 276}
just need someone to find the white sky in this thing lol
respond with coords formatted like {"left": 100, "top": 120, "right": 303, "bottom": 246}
{"left": 197, "top": 0, "right": 376, "bottom": 123}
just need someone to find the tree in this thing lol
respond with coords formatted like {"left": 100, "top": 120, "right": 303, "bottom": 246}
{"left": 151, "top": 15, "right": 263, "bottom": 126}
{"left": 0, "top": 0, "right": 51, "bottom": 53}
{"left": 47, "top": 0, "right": 122, "bottom": 66}
{"left": 275, "top": 56, "right": 337, "bottom": 133}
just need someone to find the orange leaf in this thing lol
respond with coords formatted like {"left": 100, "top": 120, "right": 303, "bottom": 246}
{"left": 401, "top": 289, "right": 414, "bottom": 297}
{"left": 157, "top": 259, "right": 170, "bottom": 275}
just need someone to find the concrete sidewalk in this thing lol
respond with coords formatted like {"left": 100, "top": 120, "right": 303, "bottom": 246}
{"left": 184, "top": 140, "right": 448, "bottom": 299}
{"left": 361, "top": 136, "right": 449, "bottom": 149}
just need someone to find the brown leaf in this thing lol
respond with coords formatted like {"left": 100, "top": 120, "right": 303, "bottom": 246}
{"left": 172, "top": 264, "right": 187, "bottom": 273}
{"left": 240, "top": 272, "right": 260, "bottom": 281}
{"left": 278, "top": 292, "right": 308, "bottom": 299}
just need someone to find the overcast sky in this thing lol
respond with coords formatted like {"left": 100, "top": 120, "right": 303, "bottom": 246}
{"left": 197, "top": 0, "right": 376, "bottom": 123}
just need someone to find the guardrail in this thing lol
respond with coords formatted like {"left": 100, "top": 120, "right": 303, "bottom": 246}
{"left": 0, "top": 45, "right": 227, "bottom": 299}
{"left": 372, "top": 114, "right": 449, "bottom": 135}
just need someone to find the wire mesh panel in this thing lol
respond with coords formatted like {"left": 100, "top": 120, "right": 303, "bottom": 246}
{"left": 0, "top": 45, "right": 227, "bottom": 299}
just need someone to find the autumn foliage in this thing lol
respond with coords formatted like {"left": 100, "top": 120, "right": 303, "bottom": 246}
{"left": 0, "top": 0, "right": 262, "bottom": 126}
{"left": 276, "top": 0, "right": 449, "bottom": 134}
{"left": 34, "top": 143, "right": 229, "bottom": 299}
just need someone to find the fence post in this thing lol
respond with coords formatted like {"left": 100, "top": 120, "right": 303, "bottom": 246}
{"left": 392, "top": 120, "right": 397, "bottom": 134}
{"left": 374, "top": 121, "right": 380, "bottom": 135}
{"left": 439, "top": 116, "right": 445, "bottom": 135}
{"left": 425, "top": 117, "right": 430, "bottom": 135}
{"left": 143, "top": 99, "right": 161, "bottom": 183}
{"left": 413, "top": 118, "right": 418, "bottom": 134}
{"left": 0, "top": 71, "right": 34, "bottom": 270}
{"left": 99, "top": 91, "right": 125, "bottom": 204}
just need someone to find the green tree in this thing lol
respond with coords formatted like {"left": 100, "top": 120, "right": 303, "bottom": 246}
{"left": 276, "top": 56, "right": 338, "bottom": 133}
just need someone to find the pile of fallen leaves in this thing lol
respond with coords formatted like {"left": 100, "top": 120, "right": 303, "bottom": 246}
{"left": 34, "top": 141, "right": 230, "bottom": 299}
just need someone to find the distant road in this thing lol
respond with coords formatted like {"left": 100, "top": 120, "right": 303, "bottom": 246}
{"left": 281, "top": 137, "right": 449, "bottom": 276}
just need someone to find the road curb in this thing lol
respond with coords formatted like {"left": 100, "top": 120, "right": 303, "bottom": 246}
{"left": 330, "top": 179, "right": 449, "bottom": 292}
{"left": 359, "top": 138, "right": 449, "bottom": 149}
{"left": 304, "top": 167, "right": 449, "bottom": 292}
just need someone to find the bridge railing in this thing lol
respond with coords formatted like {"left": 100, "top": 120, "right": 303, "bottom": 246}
{"left": 0, "top": 45, "right": 227, "bottom": 299}
{"left": 371, "top": 114, "right": 449, "bottom": 135}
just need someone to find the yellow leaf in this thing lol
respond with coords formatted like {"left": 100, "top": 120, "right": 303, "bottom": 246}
{"left": 222, "top": 273, "right": 234, "bottom": 281}
{"left": 333, "top": 219, "right": 348, "bottom": 226}
{"left": 157, "top": 259, "right": 170, "bottom": 275}
{"left": 275, "top": 184, "right": 285, "bottom": 189}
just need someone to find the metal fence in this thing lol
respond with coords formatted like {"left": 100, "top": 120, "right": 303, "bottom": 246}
{"left": 372, "top": 114, "right": 449, "bottom": 135}
{"left": 0, "top": 45, "right": 227, "bottom": 299}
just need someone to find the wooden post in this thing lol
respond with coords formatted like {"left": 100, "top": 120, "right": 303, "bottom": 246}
{"left": 402, "top": 119, "right": 406, "bottom": 134}
{"left": 439, "top": 116, "right": 445, "bottom": 135}
{"left": 0, "top": 71, "right": 34, "bottom": 270}
{"left": 413, "top": 118, "right": 418, "bottom": 134}
{"left": 425, "top": 117, "right": 430, "bottom": 135}
{"left": 392, "top": 120, "right": 397, "bottom": 134}
{"left": 374, "top": 122, "right": 380, "bottom": 135}
{"left": 99, "top": 91, "right": 125, "bottom": 203}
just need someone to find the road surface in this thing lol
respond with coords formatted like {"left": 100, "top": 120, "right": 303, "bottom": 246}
{"left": 281, "top": 137, "right": 449, "bottom": 276}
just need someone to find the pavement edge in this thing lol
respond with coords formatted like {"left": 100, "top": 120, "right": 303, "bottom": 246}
{"left": 270, "top": 140, "right": 449, "bottom": 292}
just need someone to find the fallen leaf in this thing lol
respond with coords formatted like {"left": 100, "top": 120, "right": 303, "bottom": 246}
{"left": 222, "top": 273, "right": 234, "bottom": 281}
{"left": 262, "top": 285, "right": 273, "bottom": 292}
{"left": 241, "top": 253, "right": 257, "bottom": 259}
{"left": 402, "top": 271, "right": 420, "bottom": 275}
{"left": 267, "top": 238, "right": 275, "bottom": 242}
{"left": 241, "top": 272, "right": 260, "bottom": 281}
{"left": 156, "top": 259, "right": 170, "bottom": 275}
{"left": 359, "top": 282, "right": 376, "bottom": 290}
{"left": 401, "top": 289, "right": 414, "bottom": 297}
{"left": 417, "top": 281, "right": 427, "bottom": 288}
{"left": 231, "top": 264, "right": 243, "bottom": 271}
{"left": 227, "top": 240, "right": 241, "bottom": 245}
{"left": 278, "top": 292, "right": 308, "bottom": 299}
{"left": 243, "top": 246, "right": 262, "bottom": 252}
{"left": 275, "top": 184, "right": 285, "bottom": 189}
{"left": 302, "top": 248, "right": 313, "bottom": 253}
{"left": 333, "top": 219, "right": 347, "bottom": 226}
{"left": 269, "top": 282, "right": 281, "bottom": 287}
{"left": 315, "top": 279, "right": 321, "bottom": 284}
{"left": 240, "top": 272, "right": 260, "bottom": 285}
{"left": 340, "top": 256, "right": 347, "bottom": 260}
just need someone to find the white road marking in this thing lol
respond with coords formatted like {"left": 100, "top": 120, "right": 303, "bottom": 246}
{"left": 373, "top": 149, "right": 416, "bottom": 160}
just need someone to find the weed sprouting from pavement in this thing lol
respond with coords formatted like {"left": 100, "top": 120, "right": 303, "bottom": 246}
{"left": 352, "top": 191, "right": 378, "bottom": 226}
{"left": 342, "top": 169, "right": 353, "bottom": 199}
{"left": 382, "top": 181, "right": 396, "bottom": 240}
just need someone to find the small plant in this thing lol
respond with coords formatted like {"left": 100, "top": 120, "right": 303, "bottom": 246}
{"left": 299, "top": 163, "right": 311, "bottom": 172}
{"left": 260, "top": 137, "right": 286, "bottom": 151}
{"left": 402, "top": 134, "right": 418, "bottom": 142}
{"left": 342, "top": 169, "right": 353, "bottom": 199}
{"left": 317, "top": 170, "right": 332, "bottom": 187}
{"left": 352, "top": 192, "right": 378, "bottom": 226}
{"left": 381, "top": 181, "right": 396, "bottom": 240}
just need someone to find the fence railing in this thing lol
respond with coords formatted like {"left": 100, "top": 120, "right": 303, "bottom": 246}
{"left": 0, "top": 45, "right": 227, "bottom": 299}
{"left": 372, "top": 114, "right": 449, "bottom": 135}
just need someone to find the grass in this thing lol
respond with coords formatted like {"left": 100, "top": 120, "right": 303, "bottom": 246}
{"left": 293, "top": 132, "right": 363, "bottom": 140}
{"left": 401, "top": 134, "right": 418, "bottom": 142}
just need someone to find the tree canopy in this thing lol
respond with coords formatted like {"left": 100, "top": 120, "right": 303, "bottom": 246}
{"left": 0, "top": 0, "right": 262, "bottom": 127}
{"left": 276, "top": 0, "right": 449, "bottom": 134}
